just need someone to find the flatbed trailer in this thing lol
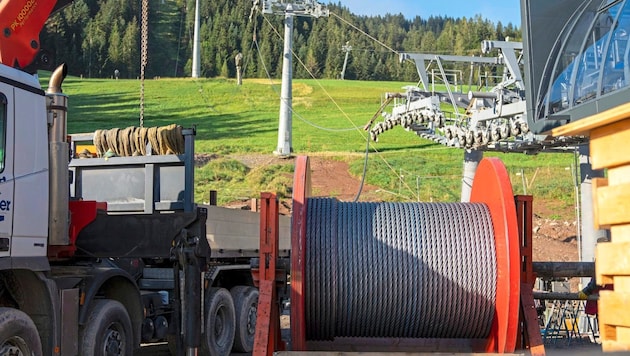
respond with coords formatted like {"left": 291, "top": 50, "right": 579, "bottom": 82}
{"left": 68, "top": 128, "right": 290, "bottom": 355}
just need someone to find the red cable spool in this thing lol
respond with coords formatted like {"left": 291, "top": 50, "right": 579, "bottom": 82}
{"left": 290, "top": 156, "right": 520, "bottom": 353}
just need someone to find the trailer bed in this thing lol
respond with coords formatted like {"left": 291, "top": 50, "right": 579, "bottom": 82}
{"left": 203, "top": 205, "right": 291, "bottom": 258}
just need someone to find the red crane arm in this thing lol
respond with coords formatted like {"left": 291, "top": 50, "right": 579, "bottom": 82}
{"left": 0, "top": 0, "right": 58, "bottom": 69}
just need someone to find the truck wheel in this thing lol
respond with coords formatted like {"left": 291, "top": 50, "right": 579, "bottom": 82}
{"left": 80, "top": 299, "right": 133, "bottom": 356}
{"left": 201, "top": 288, "right": 235, "bottom": 356}
{"left": 230, "top": 286, "right": 258, "bottom": 352}
{"left": 0, "top": 308, "right": 42, "bottom": 356}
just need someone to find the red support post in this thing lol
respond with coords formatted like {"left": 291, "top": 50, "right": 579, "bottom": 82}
{"left": 515, "top": 195, "right": 545, "bottom": 355}
{"left": 290, "top": 156, "right": 311, "bottom": 351}
{"left": 516, "top": 195, "right": 535, "bottom": 286}
{"left": 252, "top": 193, "right": 282, "bottom": 356}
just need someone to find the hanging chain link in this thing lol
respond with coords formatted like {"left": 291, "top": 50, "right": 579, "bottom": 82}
{"left": 140, "top": 0, "right": 149, "bottom": 127}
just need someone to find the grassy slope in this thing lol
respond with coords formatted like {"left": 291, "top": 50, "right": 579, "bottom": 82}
{"left": 51, "top": 74, "right": 576, "bottom": 218}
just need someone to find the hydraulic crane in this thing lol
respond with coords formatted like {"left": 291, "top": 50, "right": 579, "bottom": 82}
{"left": 0, "top": 0, "right": 73, "bottom": 72}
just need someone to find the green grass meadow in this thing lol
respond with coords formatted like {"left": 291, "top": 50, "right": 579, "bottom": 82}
{"left": 46, "top": 73, "right": 578, "bottom": 218}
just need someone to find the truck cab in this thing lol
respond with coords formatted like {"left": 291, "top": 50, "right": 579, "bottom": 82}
{"left": 0, "top": 64, "right": 49, "bottom": 267}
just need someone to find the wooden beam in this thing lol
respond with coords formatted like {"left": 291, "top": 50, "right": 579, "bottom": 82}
{"left": 591, "top": 119, "right": 630, "bottom": 169}
{"left": 551, "top": 101, "right": 630, "bottom": 137}
{"left": 521, "top": 284, "right": 546, "bottom": 356}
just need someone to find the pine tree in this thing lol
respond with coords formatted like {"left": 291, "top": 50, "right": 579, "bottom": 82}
{"left": 41, "top": 0, "right": 520, "bottom": 81}
{"left": 122, "top": 17, "right": 140, "bottom": 78}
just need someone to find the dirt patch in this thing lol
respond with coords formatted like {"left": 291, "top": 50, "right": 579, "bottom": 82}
{"left": 308, "top": 157, "right": 380, "bottom": 200}
{"left": 194, "top": 153, "right": 219, "bottom": 167}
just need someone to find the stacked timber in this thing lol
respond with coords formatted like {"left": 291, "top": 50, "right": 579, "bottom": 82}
{"left": 553, "top": 102, "right": 630, "bottom": 352}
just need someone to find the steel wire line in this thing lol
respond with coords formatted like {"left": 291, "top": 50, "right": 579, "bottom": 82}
{"left": 305, "top": 199, "right": 497, "bottom": 339}
{"left": 253, "top": 12, "right": 432, "bottom": 202}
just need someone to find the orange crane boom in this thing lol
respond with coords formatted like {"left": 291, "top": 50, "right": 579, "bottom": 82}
{"left": 0, "top": 0, "right": 74, "bottom": 70}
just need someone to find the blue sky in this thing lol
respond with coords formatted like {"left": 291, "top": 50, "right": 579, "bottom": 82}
{"left": 334, "top": 1, "right": 522, "bottom": 26}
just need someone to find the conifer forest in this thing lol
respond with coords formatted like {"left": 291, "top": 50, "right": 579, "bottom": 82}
{"left": 41, "top": 0, "right": 521, "bottom": 80}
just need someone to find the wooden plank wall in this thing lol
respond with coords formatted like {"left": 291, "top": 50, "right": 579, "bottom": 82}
{"left": 553, "top": 108, "right": 630, "bottom": 352}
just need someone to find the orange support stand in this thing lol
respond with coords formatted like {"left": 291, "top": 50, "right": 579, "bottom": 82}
{"left": 252, "top": 193, "right": 284, "bottom": 356}
{"left": 521, "top": 285, "right": 546, "bottom": 356}
{"left": 290, "top": 156, "right": 311, "bottom": 351}
{"left": 515, "top": 195, "right": 545, "bottom": 356}
{"left": 470, "top": 157, "right": 521, "bottom": 353}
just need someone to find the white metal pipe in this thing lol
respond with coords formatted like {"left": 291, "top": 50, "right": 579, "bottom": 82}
{"left": 275, "top": 5, "right": 294, "bottom": 157}
{"left": 192, "top": 0, "right": 201, "bottom": 78}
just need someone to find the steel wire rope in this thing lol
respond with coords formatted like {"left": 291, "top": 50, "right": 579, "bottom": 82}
{"left": 351, "top": 202, "right": 363, "bottom": 336}
{"left": 361, "top": 202, "right": 373, "bottom": 336}
{"left": 312, "top": 198, "right": 321, "bottom": 340}
{"left": 329, "top": 197, "right": 338, "bottom": 339}
{"left": 327, "top": 201, "right": 334, "bottom": 340}
{"left": 420, "top": 205, "right": 439, "bottom": 336}
{"left": 318, "top": 199, "right": 327, "bottom": 339}
{"left": 463, "top": 206, "right": 476, "bottom": 335}
{"left": 405, "top": 204, "right": 418, "bottom": 336}
{"left": 436, "top": 206, "right": 447, "bottom": 336}
{"left": 453, "top": 205, "right": 467, "bottom": 337}
{"left": 480, "top": 203, "right": 496, "bottom": 337}
{"left": 445, "top": 204, "right": 461, "bottom": 337}
{"left": 463, "top": 205, "right": 478, "bottom": 337}
{"left": 412, "top": 204, "right": 425, "bottom": 335}
{"left": 266, "top": 17, "right": 422, "bottom": 199}
{"left": 256, "top": 15, "right": 420, "bottom": 201}
{"left": 241, "top": 19, "right": 259, "bottom": 80}
{"left": 330, "top": 10, "right": 513, "bottom": 201}
{"left": 308, "top": 197, "right": 316, "bottom": 339}
{"left": 305, "top": 197, "right": 315, "bottom": 338}
{"left": 337, "top": 198, "right": 350, "bottom": 336}
{"left": 472, "top": 204, "right": 492, "bottom": 337}
{"left": 259, "top": 15, "right": 358, "bottom": 133}
{"left": 241, "top": 37, "right": 257, "bottom": 78}
{"left": 330, "top": 12, "right": 400, "bottom": 59}
{"left": 445, "top": 203, "right": 459, "bottom": 337}
{"left": 373, "top": 202, "right": 385, "bottom": 337}
{"left": 256, "top": 12, "right": 427, "bottom": 200}
{"left": 320, "top": 198, "right": 329, "bottom": 339}
{"left": 392, "top": 203, "right": 406, "bottom": 336}
{"left": 386, "top": 203, "right": 399, "bottom": 336}
{"left": 372, "top": 202, "right": 385, "bottom": 336}
{"left": 306, "top": 200, "right": 498, "bottom": 339}
{"left": 410, "top": 203, "right": 424, "bottom": 333}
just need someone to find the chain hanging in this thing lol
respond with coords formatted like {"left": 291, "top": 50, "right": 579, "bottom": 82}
{"left": 140, "top": 0, "right": 149, "bottom": 127}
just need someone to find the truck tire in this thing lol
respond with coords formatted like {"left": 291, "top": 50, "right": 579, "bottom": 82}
{"left": 230, "top": 286, "right": 258, "bottom": 352}
{"left": 0, "top": 308, "right": 42, "bottom": 356}
{"left": 201, "top": 288, "right": 235, "bottom": 356}
{"left": 80, "top": 299, "right": 133, "bottom": 356}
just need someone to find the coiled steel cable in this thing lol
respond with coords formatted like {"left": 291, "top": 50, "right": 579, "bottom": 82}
{"left": 305, "top": 198, "right": 497, "bottom": 341}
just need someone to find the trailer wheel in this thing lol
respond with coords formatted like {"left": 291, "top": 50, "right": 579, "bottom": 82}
{"left": 230, "top": 286, "right": 258, "bottom": 352}
{"left": 202, "top": 288, "right": 235, "bottom": 356}
{"left": 80, "top": 299, "right": 133, "bottom": 356}
{"left": 0, "top": 308, "right": 42, "bottom": 356}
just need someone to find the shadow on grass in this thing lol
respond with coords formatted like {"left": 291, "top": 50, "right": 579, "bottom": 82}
{"left": 68, "top": 91, "right": 277, "bottom": 141}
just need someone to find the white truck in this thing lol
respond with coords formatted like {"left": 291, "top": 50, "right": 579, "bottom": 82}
{"left": 0, "top": 60, "right": 293, "bottom": 356}
{"left": 0, "top": 1, "right": 291, "bottom": 354}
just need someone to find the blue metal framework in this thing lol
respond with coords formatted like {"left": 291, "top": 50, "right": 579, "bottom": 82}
{"left": 524, "top": 0, "right": 630, "bottom": 133}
